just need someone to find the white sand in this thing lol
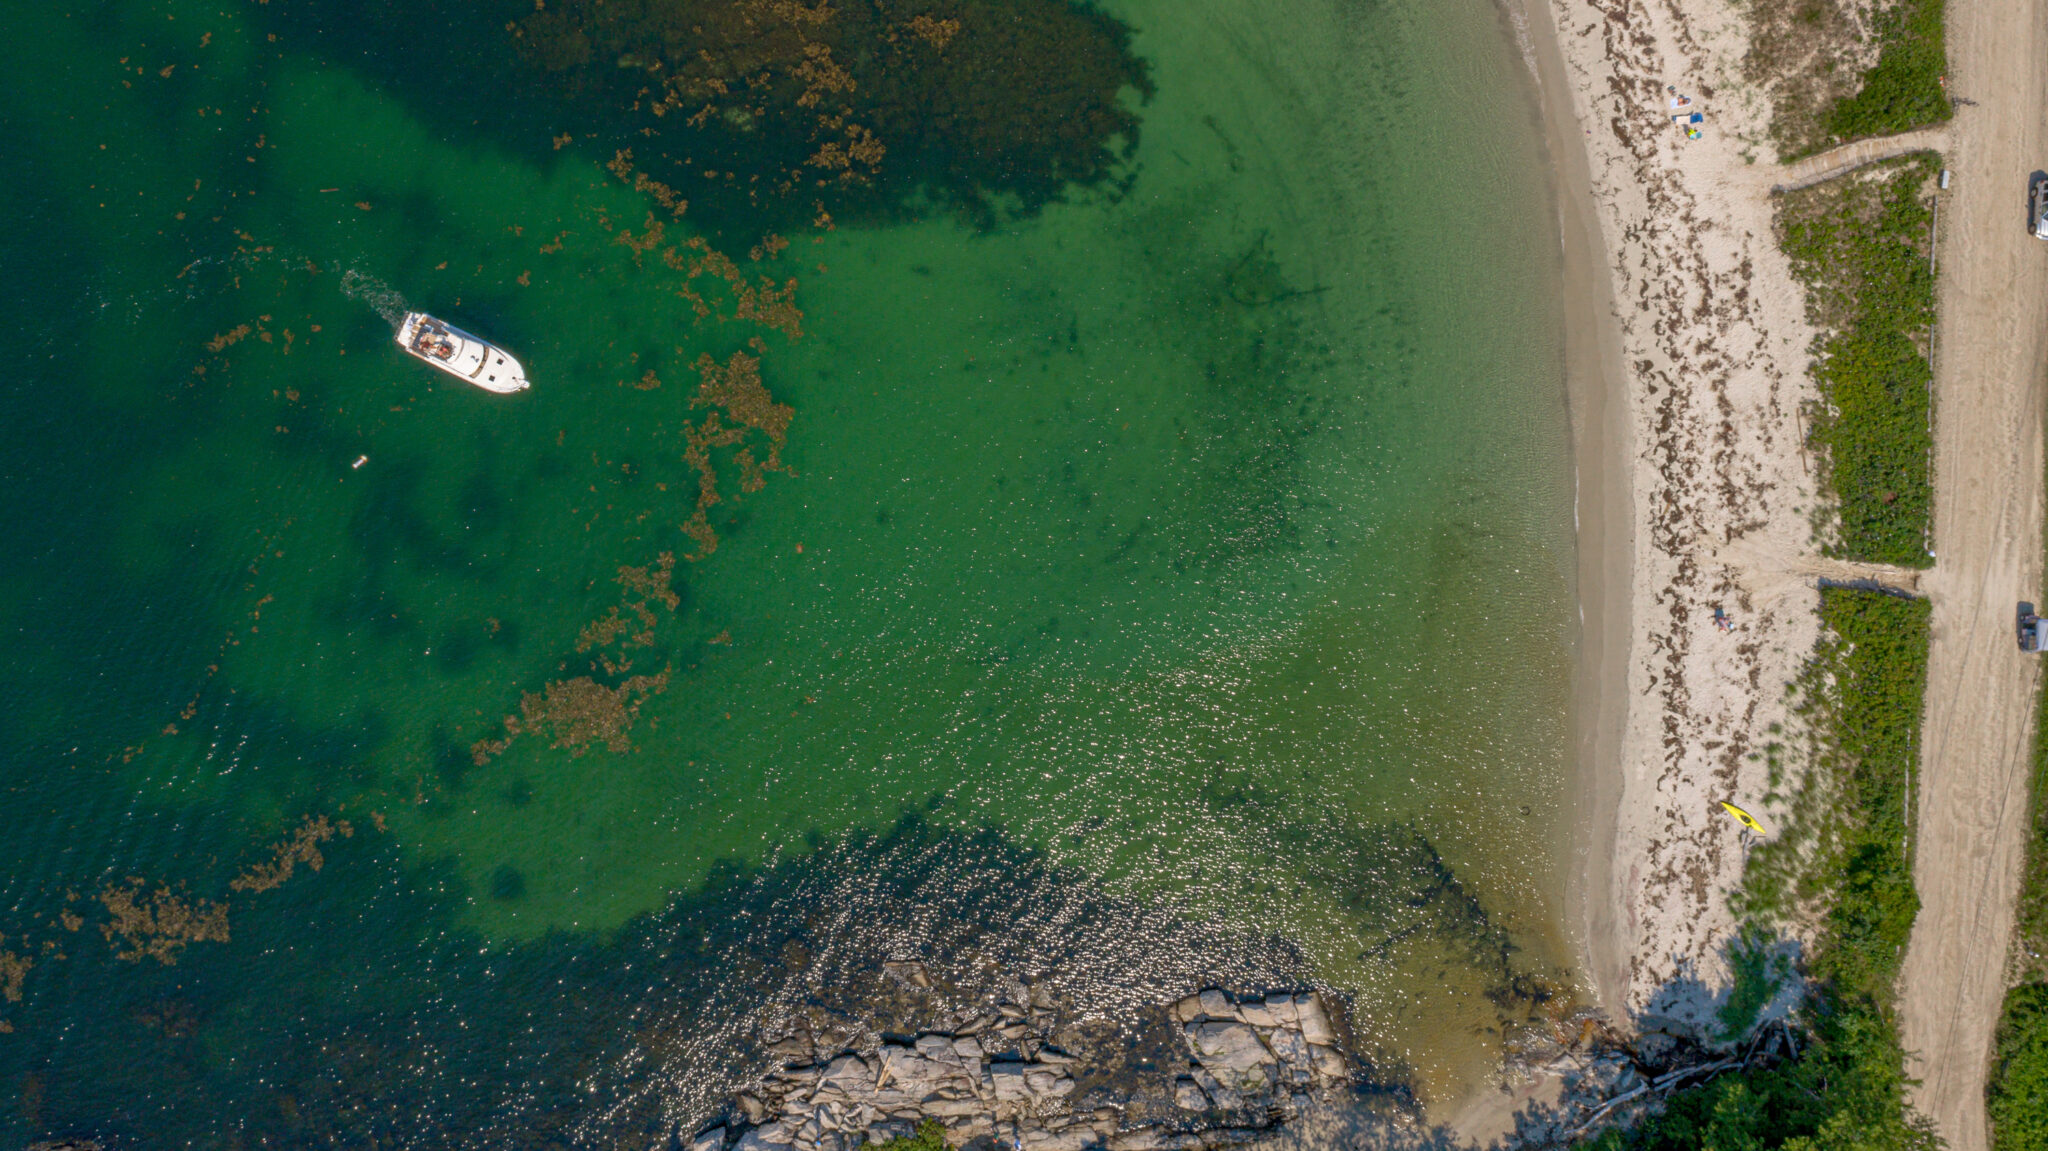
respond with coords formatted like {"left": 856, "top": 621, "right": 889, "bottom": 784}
{"left": 1500, "top": 0, "right": 2048, "bottom": 1146}
{"left": 1526, "top": 0, "right": 1837, "bottom": 1034}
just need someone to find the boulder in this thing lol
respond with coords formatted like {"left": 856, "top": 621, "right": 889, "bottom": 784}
{"left": 943, "top": 1116, "right": 996, "bottom": 1140}
{"left": 990, "top": 1062, "right": 1030, "bottom": 1101}
{"left": 1020, "top": 1129, "right": 1097, "bottom": 1151}
{"left": 865, "top": 1120, "right": 917, "bottom": 1145}
{"left": 951, "top": 1036, "right": 985, "bottom": 1062}
{"left": 1196, "top": 990, "right": 1237, "bottom": 1020}
{"left": 877, "top": 1047, "right": 953, "bottom": 1093}
{"left": 1171, "top": 995, "right": 1204, "bottom": 1024}
{"left": 922, "top": 1099, "right": 985, "bottom": 1118}
{"left": 689, "top": 1127, "right": 728, "bottom": 1151}
{"left": 1309, "top": 1044, "right": 1346, "bottom": 1080}
{"left": 1262, "top": 994, "right": 1298, "bottom": 1025}
{"left": 1190, "top": 1069, "right": 1242, "bottom": 1111}
{"left": 1265, "top": 1027, "right": 1309, "bottom": 1068}
{"left": 915, "top": 1034, "right": 960, "bottom": 1064}
{"left": 818, "top": 1054, "right": 876, "bottom": 1096}
{"left": 1173, "top": 1078, "right": 1210, "bottom": 1111}
{"left": 774, "top": 1065, "right": 825, "bottom": 1088}
{"left": 1188, "top": 1022, "right": 1273, "bottom": 1076}
{"left": 1025, "top": 1069, "right": 1075, "bottom": 1097}
{"left": 1111, "top": 1130, "right": 1170, "bottom": 1151}
{"left": 1294, "top": 995, "right": 1336, "bottom": 1046}
{"left": 734, "top": 1122, "right": 797, "bottom": 1151}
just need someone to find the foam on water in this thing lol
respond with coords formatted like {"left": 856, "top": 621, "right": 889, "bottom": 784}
{"left": 339, "top": 268, "right": 410, "bottom": 327}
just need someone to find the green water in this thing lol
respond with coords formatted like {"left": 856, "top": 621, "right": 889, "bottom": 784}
{"left": 0, "top": 0, "right": 1579, "bottom": 1138}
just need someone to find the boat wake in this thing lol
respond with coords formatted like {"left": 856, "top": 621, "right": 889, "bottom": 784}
{"left": 340, "top": 268, "right": 409, "bottom": 326}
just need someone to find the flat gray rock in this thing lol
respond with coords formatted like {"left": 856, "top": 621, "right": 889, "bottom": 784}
{"left": 1189, "top": 1021, "right": 1273, "bottom": 1075}
{"left": 989, "top": 1062, "right": 1030, "bottom": 1101}
{"left": 1265, "top": 1027, "right": 1310, "bottom": 1068}
{"left": 1294, "top": 995, "right": 1337, "bottom": 1046}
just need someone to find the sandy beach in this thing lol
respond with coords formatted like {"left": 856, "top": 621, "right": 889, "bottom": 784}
{"left": 1452, "top": 0, "right": 1839, "bottom": 1128}
{"left": 1530, "top": 0, "right": 1835, "bottom": 1035}
{"left": 1524, "top": 0, "right": 2048, "bottom": 1144}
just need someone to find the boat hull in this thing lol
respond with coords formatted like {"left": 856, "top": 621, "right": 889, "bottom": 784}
{"left": 396, "top": 312, "right": 529, "bottom": 393}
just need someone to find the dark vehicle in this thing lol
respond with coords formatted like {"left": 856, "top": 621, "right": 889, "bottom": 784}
{"left": 2021, "top": 602, "right": 2047, "bottom": 652}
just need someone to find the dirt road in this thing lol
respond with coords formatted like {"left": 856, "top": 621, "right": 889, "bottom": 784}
{"left": 1896, "top": 0, "right": 2048, "bottom": 1144}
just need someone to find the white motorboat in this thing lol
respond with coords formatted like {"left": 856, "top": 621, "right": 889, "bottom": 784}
{"left": 396, "top": 311, "right": 529, "bottom": 393}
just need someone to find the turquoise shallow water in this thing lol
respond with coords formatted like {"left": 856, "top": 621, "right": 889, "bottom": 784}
{"left": 0, "top": 0, "right": 1578, "bottom": 1138}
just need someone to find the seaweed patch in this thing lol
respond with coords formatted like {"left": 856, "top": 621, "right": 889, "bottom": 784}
{"left": 98, "top": 881, "right": 231, "bottom": 965}
{"left": 230, "top": 814, "right": 355, "bottom": 894}
{"left": 513, "top": 0, "right": 1150, "bottom": 224}
{"left": 473, "top": 555, "right": 685, "bottom": 764}
{"left": 0, "top": 939, "right": 25, "bottom": 1033}
{"left": 680, "top": 350, "right": 794, "bottom": 559}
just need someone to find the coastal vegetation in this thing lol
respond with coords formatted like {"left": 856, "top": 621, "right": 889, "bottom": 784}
{"left": 867, "top": 1120, "right": 950, "bottom": 1151}
{"left": 1777, "top": 154, "right": 1939, "bottom": 567}
{"left": 1986, "top": 521, "right": 2048, "bottom": 1149}
{"left": 1746, "top": 0, "right": 1950, "bottom": 159}
{"left": 1822, "top": 0, "right": 1951, "bottom": 144}
{"left": 1610, "top": 5, "right": 1953, "bottom": 1141}
{"left": 1587, "top": 590, "right": 1934, "bottom": 1151}
{"left": 1991, "top": 983, "right": 2048, "bottom": 1151}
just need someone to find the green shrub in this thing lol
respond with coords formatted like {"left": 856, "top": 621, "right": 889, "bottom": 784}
{"left": 1779, "top": 156, "right": 1939, "bottom": 566}
{"left": 1588, "top": 992, "right": 1938, "bottom": 1151}
{"left": 1718, "top": 928, "right": 1792, "bottom": 1041}
{"left": 868, "top": 1120, "right": 951, "bottom": 1151}
{"left": 1825, "top": 0, "right": 1952, "bottom": 142}
{"left": 1992, "top": 983, "right": 2048, "bottom": 1151}
{"left": 1804, "top": 590, "right": 1928, "bottom": 1005}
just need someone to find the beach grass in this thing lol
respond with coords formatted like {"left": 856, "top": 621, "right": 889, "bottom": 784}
{"left": 1823, "top": 0, "right": 1952, "bottom": 145}
{"left": 1778, "top": 154, "right": 1940, "bottom": 568}
{"left": 1750, "top": 0, "right": 1951, "bottom": 160}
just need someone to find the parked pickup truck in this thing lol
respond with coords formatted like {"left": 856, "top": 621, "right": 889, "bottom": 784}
{"left": 2034, "top": 174, "right": 2048, "bottom": 240}
{"left": 2021, "top": 602, "right": 2047, "bottom": 651}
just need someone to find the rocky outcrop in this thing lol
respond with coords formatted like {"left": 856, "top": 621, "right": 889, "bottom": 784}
{"left": 1167, "top": 990, "right": 1346, "bottom": 1110}
{"left": 693, "top": 986, "right": 1352, "bottom": 1151}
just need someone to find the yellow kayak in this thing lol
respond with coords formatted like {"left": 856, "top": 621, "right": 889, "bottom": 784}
{"left": 1720, "top": 801, "right": 1768, "bottom": 835}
